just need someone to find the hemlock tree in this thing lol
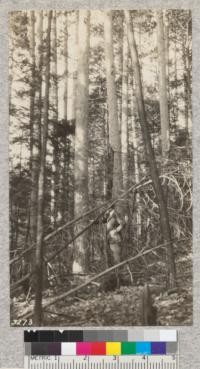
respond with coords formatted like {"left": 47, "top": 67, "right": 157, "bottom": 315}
{"left": 72, "top": 10, "right": 90, "bottom": 274}
{"left": 104, "top": 11, "right": 123, "bottom": 200}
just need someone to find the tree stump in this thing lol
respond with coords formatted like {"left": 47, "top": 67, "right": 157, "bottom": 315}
{"left": 141, "top": 284, "right": 157, "bottom": 325}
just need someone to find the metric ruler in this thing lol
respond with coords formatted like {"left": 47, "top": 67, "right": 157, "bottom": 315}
{"left": 24, "top": 355, "right": 178, "bottom": 369}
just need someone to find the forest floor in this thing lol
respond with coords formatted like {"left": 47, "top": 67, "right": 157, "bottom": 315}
{"left": 11, "top": 251, "right": 193, "bottom": 326}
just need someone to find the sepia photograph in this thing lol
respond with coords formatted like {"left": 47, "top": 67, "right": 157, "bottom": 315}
{"left": 9, "top": 9, "right": 192, "bottom": 326}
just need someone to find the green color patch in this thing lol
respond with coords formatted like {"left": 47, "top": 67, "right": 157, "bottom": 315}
{"left": 121, "top": 342, "right": 136, "bottom": 355}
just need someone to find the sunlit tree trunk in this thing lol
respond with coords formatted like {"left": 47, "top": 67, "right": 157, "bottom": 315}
{"left": 34, "top": 11, "right": 52, "bottom": 325}
{"left": 104, "top": 11, "right": 123, "bottom": 200}
{"left": 72, "top": 10, "right": 90, "bottom": 274}
{"left": 157, "top": 10, "right": 170, "bottom": 158}
{"left": 104, "top": 11, "right": 127, "bottom": 272}
{"left": 125, "top": 10, "right": 176, "bottom": 288}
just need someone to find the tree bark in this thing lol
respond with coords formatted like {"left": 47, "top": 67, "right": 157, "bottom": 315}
{"left": 104, "top": 11, "right": 123, "bottom": 200}
{"left": 131, "top": 95, "right": 141, "bottom": 239}
{"left": 29, "top": 11, "right": 36, "bottom": 172}
{"left": 26, "top": 11, "right": 36, "bottom": 270}
{"left": 72, "top": 10, "right": 90, "bottom": 274}
{"left": 33, "top": 11, "right": 52, "bottom": 325}
{"left": 157, "top": 11, "right": 170, "bottom": 158}
{"left": 182, "top": 19, "right": 191, "bottom": 134}
{"left": 51, "top": 11, "right": 59, "bottom": 226}
{"left": 121, "top": 22, "right": 129, "bottom": 193}
{"left": 125, "top": 10, "right": 176, "bottom": 288}
{"left": 29, "top": 12, "right": 43, "bottom": 247}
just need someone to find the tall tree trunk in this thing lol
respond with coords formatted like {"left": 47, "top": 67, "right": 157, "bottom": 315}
{"left": 131, "top": 95, "right": 141, "bottom": 239}
{"left": 173, "top": 27, "right": 178, "bottom": 125}
{"left": 30, "top": 12, "right": 43, "bottom": 246}
{"left": 121, "top": 23, "right": 129, "bottom": 193}
{"left": 25, "top": 11, "right": 36, "bottom": 272}
{"left": 60, "top": 11, "right": 69, "bottom": 222}
{"left": 125, "top": 10, "right": 176, "bottom": 288}
{"left": 34, "top": 11, "right": 52, "bottom": 325}
{"left": 104, "top": 11, "right": 126, "bottom": 272}
{"left": 157, "top": 11, "right": 170, "bottom": 158}
{"left": 183, "top": 19, "right": 191, "bottom": 134}
{"left": 72, "top": 10, "right": 90, "bottom": 274}
{"left": 51, "top": 11, "right": 59, "bottom": 226}
{"left": 104, "top": 11, "right": 123, "bottom": 200}
{"left": 29, "top": 11, "right": 36, "bottom": 171}
{"left": 63, "top": 11, "right": 78, "bottom": 222}
{"left": 164, "top": 11, "right": 170, "bottom": 124}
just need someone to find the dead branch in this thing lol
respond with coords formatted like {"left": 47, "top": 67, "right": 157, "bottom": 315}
{"left": 10, "top": 176, "right": 150, "bottom": 266}
{"left": 18, "top": 242, "right": 168, "bottom": 319}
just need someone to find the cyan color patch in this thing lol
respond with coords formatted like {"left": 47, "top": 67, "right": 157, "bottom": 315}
{"left": 136, "top": 342, "right": 151, "bottom": 354}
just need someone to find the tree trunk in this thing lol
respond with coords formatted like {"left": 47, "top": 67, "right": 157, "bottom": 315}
{"left": 29, "top": 11, "right": 35, "bottom": 171}
{"left": 164, "top": 12, "right": 170, "bottom": 124}
{"left": 60, "top": 12, "right": 69, "bottom": 222}
{"left": 26, "top": 11, "right": 35, "bottom": 271}
{"left": 121, "top": 22, "right": 129, "bottom": 193}
{"left": 104, "top": 11, "right": 127, "bottom": 273}
{"left": 131, "top": 95, "right": 141, "bottom": 239}
{"left": 183, "top": 20, "right": 191, "bottom": 134}
{"left": 173, "top": 27, "right": 178, "bottom": 125}
{"left": 157, "top": 11, "right": 170, "bottom": 158}
{"left": 33, "top": 11, "right": 52, "bottom": 325}
{"left": 104, "top": 11, "right": 123, "bottom": 200}
{"left": 125, "top": 10, "right": 176, "bottom": 288}
{"left": 72, "top": 10, "right": 90, "bottom": 274}
{"left": 30, "top": 12, "right": 43, "bottom": 246}
{"left": 51, "top": 11, "right": 59, "bottom": 226}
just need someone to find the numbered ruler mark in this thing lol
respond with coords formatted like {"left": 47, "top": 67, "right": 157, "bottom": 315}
{"left": 24, "top": 356, "right": 178, "bottom": 369}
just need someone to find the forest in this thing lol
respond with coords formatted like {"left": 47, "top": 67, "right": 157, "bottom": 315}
{"left": 9, "top": 9, "right": 192, "bottom": 327}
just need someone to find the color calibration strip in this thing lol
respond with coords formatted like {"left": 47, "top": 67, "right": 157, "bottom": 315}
{"left": 24, "top": 329, "right": 177, "bottom": 342}
{"left": 25, "top": 341, "right": 177, "bottom": 356}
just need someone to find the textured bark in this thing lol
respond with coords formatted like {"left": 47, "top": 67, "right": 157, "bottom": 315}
{"left": 131, "top": 96, "right": 141, "bottom": 238}
{"left": 34, "top": 11, "right": 52, "bottom": 325}
{"left": 61, "top": 11, "right": 69, "bottom": 221}
{"left": 26, "top": 11, "right": 36, "bottom": 271}
{"left": 183, "top": 21, "right": 191, "bottom": 134}
{"left": 125, "top": 10, "right": 176, "bottom": 288}
{"left": 30, "top": 12, "right": 43, "bottom": 246}
{"left": 157, "top": 11, "right": 170, "bottom": 157}
{"left": 121, "top": 23, "right": 129, "bottom": 193}
{"left": 72, "top": 10, "right": 90, "bottom": 274}
{"left": 104, "top": 11, "right": 123, "bottom": 200}
{"left": 104, "top": 11, "right": 127, "bottom": 270}
{"left": 29, "top": 11, "right": 35, "bottom": 170}
{"left": 51, "top": 11, "right": 59, "bottom": 226}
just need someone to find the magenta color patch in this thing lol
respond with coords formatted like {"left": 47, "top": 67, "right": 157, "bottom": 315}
{"left": 76, "top": 342, "right": 92, "bottom": 355}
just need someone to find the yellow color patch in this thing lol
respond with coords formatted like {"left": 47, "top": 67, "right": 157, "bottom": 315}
{"left": 106, "top": 342, "right": 121, "bottom": 355}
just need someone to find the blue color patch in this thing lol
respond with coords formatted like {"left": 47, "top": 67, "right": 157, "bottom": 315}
{"left": 136, "top": 342, "right": 151, "bottom": 355}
